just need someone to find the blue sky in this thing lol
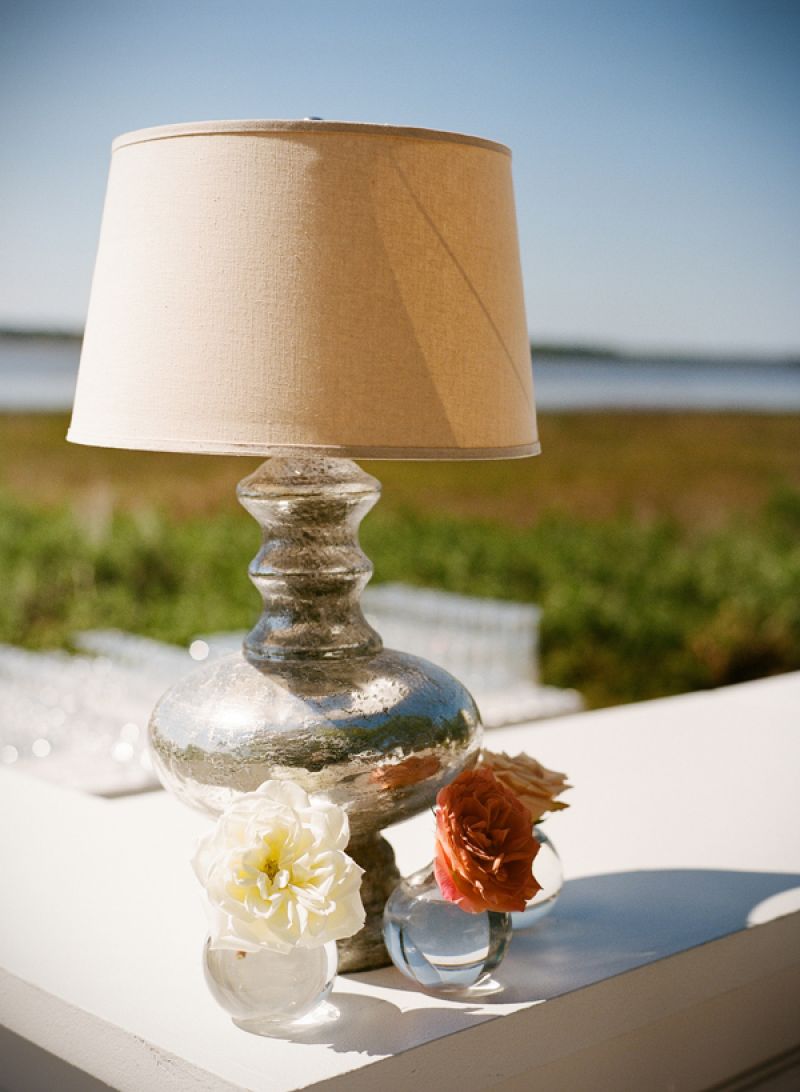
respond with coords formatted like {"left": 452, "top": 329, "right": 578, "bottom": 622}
{"left": 1, "top": 0, "right": 798, "bottom": 353}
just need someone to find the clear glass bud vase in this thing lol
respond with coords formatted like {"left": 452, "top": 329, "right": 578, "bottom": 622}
{"left": 383, "top": 866, "right": 511, "bottom": 992}
{"left": 203, "top": 938, "right": 338, "bottom": 1034}
{"left": 511, "top": 825, "right": 564, "bottom": 930}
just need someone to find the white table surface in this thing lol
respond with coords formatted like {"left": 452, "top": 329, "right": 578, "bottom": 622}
{"left": 2, "top": 673, "right": 800, "bottom": 1091}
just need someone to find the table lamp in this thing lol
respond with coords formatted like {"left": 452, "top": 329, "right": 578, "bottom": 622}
{"left": 68, "top": 119, "right": 539, "bottom": 970}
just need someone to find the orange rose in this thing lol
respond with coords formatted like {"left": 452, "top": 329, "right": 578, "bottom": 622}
{"left": 434, "top": 768, "right": 540, "bottom": 914}
{"left": 480, "top": 750, "right": 570, "bottom": 823}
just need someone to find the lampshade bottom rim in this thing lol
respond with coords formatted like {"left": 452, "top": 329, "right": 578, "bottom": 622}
{"left": 65, "top": 431, "right": 541, "bottom": 460}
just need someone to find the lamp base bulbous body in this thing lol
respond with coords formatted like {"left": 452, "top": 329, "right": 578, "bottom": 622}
{"left": 150, "top": 647, "right": 480, "bottom": 829}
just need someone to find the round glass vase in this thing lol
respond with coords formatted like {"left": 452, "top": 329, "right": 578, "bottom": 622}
{"left": 511, "top": 824, "right": 564, "bottom": 930}
{"left": 383, "top": 865, "right": 512, "bottom": 993}
{"left": 203, "top": 938, "right": 337, "bottom": 1034}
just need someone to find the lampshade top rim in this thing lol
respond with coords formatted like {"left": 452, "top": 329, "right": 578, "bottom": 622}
{"left": 111, "top": 119, "right": 510, "bottom": 157}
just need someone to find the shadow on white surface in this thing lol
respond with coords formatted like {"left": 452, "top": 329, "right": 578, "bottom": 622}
{"left": 271, "top": 868, "right": 800, "bottom": 1057}
{"left": 277, "top": 992, "right": 504, "bottom": 1056}
{"left": 500, "top": 868, "right": 800, "bottom": 1003}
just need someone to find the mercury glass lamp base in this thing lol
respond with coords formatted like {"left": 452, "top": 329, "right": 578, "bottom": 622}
{"left": 148, "top": 458, "right": 482, "bottom": 972}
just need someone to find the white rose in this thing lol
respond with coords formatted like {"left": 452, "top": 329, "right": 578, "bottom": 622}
{"left": 192, "top": 780, "right": 365, "bottom": 954}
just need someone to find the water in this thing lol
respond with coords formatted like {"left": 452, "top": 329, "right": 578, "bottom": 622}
{"left": 532, "top": 355, "right": 800, "bottom": 412}
{"left": 0, "top": 338, "right": 79, "bottom": 410}
{"left": 1, "top": 338, "right": 799, "bottom": 412}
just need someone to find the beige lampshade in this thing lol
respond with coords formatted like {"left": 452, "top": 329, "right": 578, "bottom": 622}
{"left": 68, "top": 120, "right": 539, "bottom": 459}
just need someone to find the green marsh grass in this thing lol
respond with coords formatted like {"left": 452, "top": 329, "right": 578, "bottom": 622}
{"left": 1, "top": 412, "right": 799, "bottom": 708}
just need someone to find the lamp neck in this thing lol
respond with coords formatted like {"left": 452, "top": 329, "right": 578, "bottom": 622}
{"left": 237, "top": 456, "right": 383, "bottom": 663}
